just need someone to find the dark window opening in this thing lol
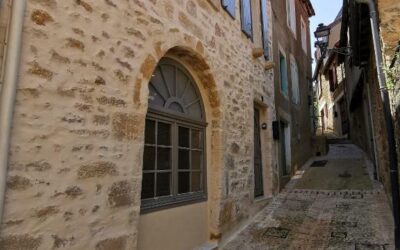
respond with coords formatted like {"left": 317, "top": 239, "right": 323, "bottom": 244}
{"left": 328, "top": 69, "right": 336, "bottom": 92}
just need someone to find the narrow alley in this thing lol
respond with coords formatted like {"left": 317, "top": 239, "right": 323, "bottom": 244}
{"left": 222, "top": 143, "right": 394, "bottom": 250}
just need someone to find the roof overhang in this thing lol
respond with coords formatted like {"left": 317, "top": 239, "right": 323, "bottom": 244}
{"left": 301, "top": 0, "right": 315, "bottom": 17}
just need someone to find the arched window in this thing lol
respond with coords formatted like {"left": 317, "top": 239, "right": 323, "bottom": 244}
{"left": 141, "top": 58, "right": 207, "bottom": 211}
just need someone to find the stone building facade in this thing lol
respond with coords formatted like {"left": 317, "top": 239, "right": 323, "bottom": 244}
{"left": 314, "top": 14, "right": 349, "bottom": 138}
{"left": 271, "top": 0, "right": 314, "bottom": 188}
{"left": 377, "top": 0, "right": 400, "bottom": 189}
{"left": 339, "top": 0, "right": 398, "bottom": 193}
{"left": 0, "top": 0, "right": 289, "bottom": 249}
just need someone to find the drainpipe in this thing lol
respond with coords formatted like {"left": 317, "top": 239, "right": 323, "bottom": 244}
{"left": 354, "top": 0, "right": 400, "bottom": 248}
{"left": 0, "top": 0, "right": 26, "bottom": 224}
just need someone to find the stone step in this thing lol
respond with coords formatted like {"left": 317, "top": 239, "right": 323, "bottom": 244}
{"left": 193, "top": 242, "right": 218, "bottom": 250}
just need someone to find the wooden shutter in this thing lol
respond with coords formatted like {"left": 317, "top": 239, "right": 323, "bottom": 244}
{"left": 280, "top": 54, "right": 288, "bottom": 95}
{"left": 260, "top": 0, "right": 269, "bottom": 59}
{"left": 221, "top": 0, "right": 235, "bottom": 18}
{"left": 291, "top": 60, "right": 300, "bottom": 104}
{"left": 291, "top": 0, "right": 296, "bottom": 33}
{"left": 240, "top": 0, "right": 252, "bottom": 38}
{"left": 301, "top": 17, "right": 307, "bottom": 53}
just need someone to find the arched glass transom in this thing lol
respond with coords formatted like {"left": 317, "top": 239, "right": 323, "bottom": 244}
{"left": 148, "top": 58, "right": 204, "bottom": 121}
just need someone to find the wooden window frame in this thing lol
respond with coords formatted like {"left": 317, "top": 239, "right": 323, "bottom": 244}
{"left": 141, "top": 110, "right": 207, "bottom": 213}
{"left": 142, "top": 58, "right": 208, "bottom": 213}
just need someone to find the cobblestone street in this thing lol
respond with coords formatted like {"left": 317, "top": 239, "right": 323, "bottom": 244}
{"left": 222, "top": 144, "right": 395, "bottom": 250}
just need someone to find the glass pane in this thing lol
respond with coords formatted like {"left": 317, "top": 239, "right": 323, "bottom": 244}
{"left": 141, "top": 173, "right": 155, "bottom": 199}
{"left": 179, "top": 127, "right": 190, "bottom": 147}
{"left": 145, "top": 120, "right": 155, "bottom": 144}
{"left": 161, "top": 65, "right": 175, "bottom": 96}
{"left": 179, "top": 149, "right": 190, "bottom": 170}
{"left": 158, "top": 122, "right": 171, "bottom": 146}
{"left": 191, "top": 130, "right": 202, "bottom": 149}
{"left": 187, "top": 104, "right": 202, "bottom": 120}
{"left": 191, "top": 172, "right": 201, "bottom": 192}
{"left": 169, "top": 102, "right": 184, "bottom": 113}
{"left": 156, "top": 173, "right": 171, "bottom": 197}
{"left": 176, "top": 70, "right": 188, "bottom": 98}
{"left": 178, "top": 172, "right": 190, "bottom": 194}
{"left": 143, "top": 146, "right": 155, "bottom": 170}
{"left": 191, "top": 151, "right": 202, "bottom": 170}
{"left": 148, "top": 83, "right": 165, "bottom": 108}
{"left": 157, "top": 148, "right": 171, "bottom": 170}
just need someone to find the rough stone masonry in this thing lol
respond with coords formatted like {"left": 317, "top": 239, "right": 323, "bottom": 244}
{"left": 0, "top": 0, "right": 277, "bottom": 249}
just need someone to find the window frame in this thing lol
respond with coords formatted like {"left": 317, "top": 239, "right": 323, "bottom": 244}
{"left": 142, "top": 58, "right": 208, "bottom": 213}
{"left": 240, "top": 0, "right": 253, "bottom": 39}
{"left": 141, "top": 110, "right": 207, "bottom": 213}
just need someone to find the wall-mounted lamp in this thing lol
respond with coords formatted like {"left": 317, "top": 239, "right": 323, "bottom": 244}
{"left": 314, "top": 23, "right": 330, "bottom": 59}
{"left": 314, "top": 23, "right": 351, "bottom": 58}
{"left": 261, "top": 123, "right": 267, "bottom": 130}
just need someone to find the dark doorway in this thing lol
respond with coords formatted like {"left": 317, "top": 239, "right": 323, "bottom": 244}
{"left": 339, "top": 98, "right": 349, "bottom": 135}
{"left": 254, "top": 107, "right": 264, "bottom": 198}
{"left": 280, "top": 121, "right": 290, "bottom": 176}
{"left": 320, "top": 109, "right": 325, "bottom": 133}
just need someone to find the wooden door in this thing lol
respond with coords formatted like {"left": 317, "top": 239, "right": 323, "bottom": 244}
{"left": 253, "top": 108, "right": 264, "bottom": 198}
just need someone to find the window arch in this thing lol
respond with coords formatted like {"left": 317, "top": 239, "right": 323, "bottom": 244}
{"left": 141, "top": 58, "right": 207, "bottom": 211}
{"left": 148, "top": 57, "right": 205, "bottom": 122}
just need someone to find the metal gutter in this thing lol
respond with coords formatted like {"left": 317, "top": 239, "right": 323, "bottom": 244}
{"left": 0, "top": 0, "right": 26, "bottom": 224}
{"left": 354, "top": 0, "right": 400, "bottom": 248}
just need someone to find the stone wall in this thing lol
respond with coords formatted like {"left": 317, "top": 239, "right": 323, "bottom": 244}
{"left": 272, "top": 0, "right": 313, "bottom": 184}
{"left": 378, "top": 0, "right": 400, "bottom": 195}
{"left": 0, "top": 0, "right": 276, "bottom": 249}
{"left": 377, "top": 0, "right": 400, "bottom": 54}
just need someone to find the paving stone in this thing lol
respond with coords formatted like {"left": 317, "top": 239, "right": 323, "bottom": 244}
{"left": 222, "top": 144, "right": 394, "bottom": 250}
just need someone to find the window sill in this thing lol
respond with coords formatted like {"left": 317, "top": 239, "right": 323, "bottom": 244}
{"left": 254, "top": 195, "right": 272, "bottom": 203}
{"left": 140, "top": 192, "right": 207, "bottom": 214}
{"left": 280, "top": 92, "right": 290, "bottom": 101}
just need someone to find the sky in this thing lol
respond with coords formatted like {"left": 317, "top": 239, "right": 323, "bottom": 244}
{"left": 309, "top": 0, "right": 343, "bottom": 70}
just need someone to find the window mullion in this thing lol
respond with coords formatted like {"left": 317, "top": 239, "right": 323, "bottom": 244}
{"left": 201, "top": 129, "right": 205, "bottom": 191}
{"left": 154, "top": 120, "right": 158, "bottom": 198}
{"left": 173, "top": 122, "right": 178, "bottom": 197}
{"left": 189, "top": 128, "right": 192, "bottom": 192}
